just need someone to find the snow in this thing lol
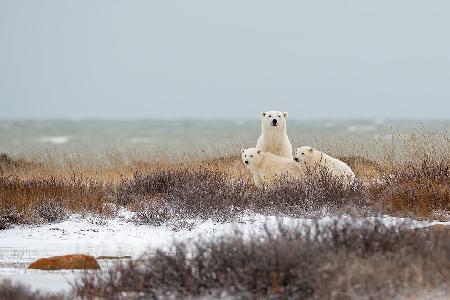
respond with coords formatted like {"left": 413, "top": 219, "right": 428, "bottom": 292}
{"left": 0, "top": 209, "right": 448, "bottom": 293}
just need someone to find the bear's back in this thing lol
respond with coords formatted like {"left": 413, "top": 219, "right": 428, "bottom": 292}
{"left": 321, "top": 152, "right": 355, "bottom": 182}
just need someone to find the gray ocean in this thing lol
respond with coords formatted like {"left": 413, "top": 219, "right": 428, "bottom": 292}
{"left": 1, "top": 119, "right": 449, "bottom": 161}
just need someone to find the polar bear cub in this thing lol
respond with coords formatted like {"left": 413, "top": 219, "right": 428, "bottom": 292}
{"left": 241, "top": 148, "right": 305, "bottom": 187}
{"left": 256, "top": 111, "right": 293, "bottom": 159}
{"left": 294, "top": 146, "right": 355, "bottom": 185}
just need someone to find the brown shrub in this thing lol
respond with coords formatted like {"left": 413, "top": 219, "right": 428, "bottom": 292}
{"left": 117, "top": 155, "right": 449, "bottom": 222}
{"left": 0, "top": 279, "right": 63, "bottom": 300}
{"left": 30, "top": 197, "right": 69, "bottom": 224}
{"left": 0, "top": 207, "right": 21, "bottom": 230}
{"left": 73, "top": 220, "right": 450, "bottom": 299}
{"left": 117, "top": 169, "right": 252, "bottom": 222}
{"left": 117, "top": 168, "right": 366, "bottom": 224}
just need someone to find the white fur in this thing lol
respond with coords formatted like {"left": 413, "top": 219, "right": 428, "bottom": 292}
{"left": 256, "top": 111, "right": 293, "bottom": 159}
{"left": 241, "top": 148, "right": 305, "bottom": 187}
{"left": 294, "top": 146, "right": 355, "bottom": 185}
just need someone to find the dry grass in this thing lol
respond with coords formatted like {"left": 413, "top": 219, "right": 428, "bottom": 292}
{"left": 337, "top": 155, "right": 383, "bottom": 181}
{"left": 369, "top": 159, "right": 450, "bottom": 218}
{"left": 0, "top": 176, "right": 110, "bottom": 226}
{"left": 73, "top": 220, "right": 450, "bottom": 299}
{"left": 1, "top": 131, "right": 449, "bottom": 227}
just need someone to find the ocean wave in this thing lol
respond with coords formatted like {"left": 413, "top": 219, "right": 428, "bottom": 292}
{"left": 38, "top": 136, "right": 70, "bottom": 145}
{"left": 347, "top": 125, "right": 376, "bottom": 133}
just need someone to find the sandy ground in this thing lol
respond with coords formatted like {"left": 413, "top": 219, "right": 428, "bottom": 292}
{"left": 0, "top": 209, "right": 448, "bottom": 293}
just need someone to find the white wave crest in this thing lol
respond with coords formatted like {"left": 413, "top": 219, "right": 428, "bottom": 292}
{"left": 39, "top": 136, "right": 70, "bottom": 144}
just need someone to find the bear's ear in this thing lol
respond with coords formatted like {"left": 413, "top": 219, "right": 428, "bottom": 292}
{"left": 257, "top": 150, "right": 261, "bottom": 154}
{"left": 283, "top": 112, "right": 288, "bottom": 118}
{"left": 241, "top": 149, "right": 245, "bottom": 154}
{"left": 309, "top": 147, "right": 314, "bottom": 152}
{"left": 261, "top": 112, "right": 266, "bottom": 117}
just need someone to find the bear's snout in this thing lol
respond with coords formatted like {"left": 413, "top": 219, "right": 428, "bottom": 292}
{"left": 294, "top": 157, "right": 299, "bottom": 162}
{"left": 272, "top": 119, "right": 278, "bottom": 126}
{"left": 245, "top": 160, "right": 249, "bottom": 165}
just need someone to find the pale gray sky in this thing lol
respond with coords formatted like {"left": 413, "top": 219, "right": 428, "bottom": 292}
{"left": 1, "top": 1, "right": 449, "bottom": 119}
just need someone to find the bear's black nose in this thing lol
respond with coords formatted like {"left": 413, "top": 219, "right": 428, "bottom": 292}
{"left": 294, "top": 157, "right": 299, "bottom": 162}
{"left": 245, "top": 160, "right": 249, "bottom": 164}
{"left": 272, "top": 119, "right": 278, "bottom": 125}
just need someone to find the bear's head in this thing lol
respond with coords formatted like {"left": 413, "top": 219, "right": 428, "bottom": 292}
{"left": 294, "top": 146, "right": 318, "bottom": 166}
{"left": 241, "top": 148, "right": 262, "bottom": 168}
{"left": 261, "top": 111, "right": 288, "bottom": 131}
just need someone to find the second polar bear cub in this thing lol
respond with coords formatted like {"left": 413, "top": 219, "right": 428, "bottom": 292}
{"left": 242, "top": 148, "right": 305, "bottom": 187}
{"left": 256, "top": 111, "right": 293, "bottom": 159}
{"left": 294, "top": 146, "right": 355, "bottom": 184}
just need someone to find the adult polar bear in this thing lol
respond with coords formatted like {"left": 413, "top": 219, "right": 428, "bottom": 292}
{"left": 256, "top": 111, "right": 293, "bottom": 159}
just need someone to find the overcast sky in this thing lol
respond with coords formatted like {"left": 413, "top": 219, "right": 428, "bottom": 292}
{"left": 0, "top": 1, "right": 449, "bottom": 119}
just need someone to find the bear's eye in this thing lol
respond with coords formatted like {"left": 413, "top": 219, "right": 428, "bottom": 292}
{"left": 301, "top": 152, "right": 304, "bottom": 155}
{"left": 268, "top": 115, "right": 271, "bottom": 118}
{"left": 278, "top": 115, "right": 281, "bottom": 118}
{"left": 250, "top": 155, "right": 253, "bottom": 158}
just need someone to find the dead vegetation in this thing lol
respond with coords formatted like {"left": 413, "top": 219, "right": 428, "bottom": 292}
{"left": 0, "top": 175, "right": 110, "bottom": 226}
{"left": 0, "top": 279, "right": 63, "bottom": 300}
{"left": 369, "top": 159, "right": 450, "bottom": 218}
{"left": 120, "top": 168, "right": 367, "bottom": 225}
{"left": 0, "top": 131, "right": 449, "bottom": 299}
{"left": 73, "top": 220, "right": 450, "bottom": 299}
{"left": 1, "top": 131, "right": 449, "bottom": 227}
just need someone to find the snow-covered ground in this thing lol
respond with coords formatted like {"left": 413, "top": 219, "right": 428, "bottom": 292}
{"left": 0, "top": 209, "right": 448, "bottom": 293}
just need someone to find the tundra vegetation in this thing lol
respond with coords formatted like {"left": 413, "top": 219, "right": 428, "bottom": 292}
{"left": 1, "top": 130, "right": 449, "bottom": 227}
{"left": 0, "top": 130, "right": 449, "bottom": 299}
{"left": 73, "top": 221, "right": 450, "bottom": 299}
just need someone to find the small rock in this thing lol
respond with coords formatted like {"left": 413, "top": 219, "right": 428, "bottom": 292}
{"left": 28, "top": 254, "right": 100, "bottom": 270}
{"left": 97, "top": 255, "right": 132, "bottom": 260}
